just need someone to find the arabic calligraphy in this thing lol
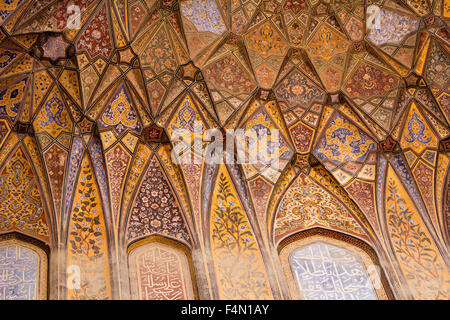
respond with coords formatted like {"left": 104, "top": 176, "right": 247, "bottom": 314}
{"left": 0, "top": 241, "right": 46, "bottom": 300}
{"left": 291, "top": 242, "right": 377, "bottom": 300}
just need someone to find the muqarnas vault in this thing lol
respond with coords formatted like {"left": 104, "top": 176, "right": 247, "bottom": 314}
{"left": 0, "top": 0, "right": 449, "bottom": 300}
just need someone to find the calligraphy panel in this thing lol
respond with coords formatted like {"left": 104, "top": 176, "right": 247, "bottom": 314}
{"left": 128, "top": 240, "right": 195, "bottom": 300}
{"left": 279, "top": 235, "right": 389, "bottom": 300}
{"left": 0, "top": 239, "right": 47, "bottom": 300}
{"left": 290, "top": 242, "right": 376, "bottom": 300}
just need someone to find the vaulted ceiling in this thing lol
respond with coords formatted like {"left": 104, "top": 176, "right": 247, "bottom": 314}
{"left": 0, "top": 0, "right": 449, "bottom": 300}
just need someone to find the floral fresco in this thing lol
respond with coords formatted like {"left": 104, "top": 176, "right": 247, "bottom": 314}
{"left": 0, "top": 0, "right": 447, "bottom": 301}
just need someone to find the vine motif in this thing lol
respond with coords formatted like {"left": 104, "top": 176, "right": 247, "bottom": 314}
{"left": 68, "top": 158, "right": 110, "bottom": 300}
{"left": 211, "top": 172, "right": 272, "bottom": 300}
{"left": 386, "top": 177, "right": 449, "bottom": 299}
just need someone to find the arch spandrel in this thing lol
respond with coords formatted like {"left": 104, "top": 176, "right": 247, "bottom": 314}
{"left": 208, "top": 165, "right": 274, "bottom": 300}
{"left": 380, "top": 162, "right": 449, "bottom": 299}
{"left": 272, "top": 169, "right": 374, "bottom": 246}
{"left": 0, "top": 144, "right": 51, "bottom": 243}
{"left": 125, "top": 152, "right": 193, "bottom": 247}
{"left": 66, "top": 154, "right": 112, "bottom": 300}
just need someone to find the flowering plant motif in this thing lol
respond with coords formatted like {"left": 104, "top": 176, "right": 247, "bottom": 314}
{"left": 126, "top": 156, "right": 190, "bottom": 244}
{"left": 211, "top": 172, "right": 272, "bottom": 299}
{"left": 386, "top": 176, "right": 449, "bottom": 300}
{"left": 67, "top": 157, "right": 110, "bottom": 300}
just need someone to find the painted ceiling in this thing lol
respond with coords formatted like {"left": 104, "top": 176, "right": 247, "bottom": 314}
{"left": 0, "top": 0, "right": 449, "bottom": 300}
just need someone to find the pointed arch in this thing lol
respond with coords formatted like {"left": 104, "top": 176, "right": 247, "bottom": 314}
{"left": 127, "top": 235, "right": 197, "bottom": 300}
{"left": 0, "top": 232, "right": 49, "bottom": 300}
{"left": 277, "top": 228, "right": 393, "bottom": 300}
{"left": 271, "top": 167, "right": 374, "bottom": 246}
